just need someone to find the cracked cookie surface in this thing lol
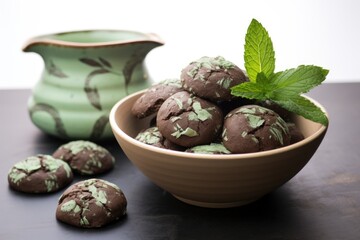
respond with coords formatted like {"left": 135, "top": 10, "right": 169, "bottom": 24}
{"left": 181, "top": 56, "right": 248, "bottom": 102}
{"left": 156, "top": 91, "right": 223, "bottom": 147}
{"left": 53, "top": 140, "right": 115, "bottom": 175}
{"left": 135, "top": 126, "right": 184, "bottom": 151}
{"left": 222, "top": 105, "right": 290, "bottom": 153}
{"left": 8, "top": 154, "right": 73, "bottom": 193}
{"left": 132, "top": 78, "right": 183, "bottom": 119}
{"left": 56, "top": 178, "right": 127, "bottom": 228}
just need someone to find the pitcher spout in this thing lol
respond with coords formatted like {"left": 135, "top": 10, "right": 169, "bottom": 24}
{"left": 22, "top": 30, "right": 164, "bottom": 52}
{"left": 145, "top": 32, "right": 165, "bottom": 47}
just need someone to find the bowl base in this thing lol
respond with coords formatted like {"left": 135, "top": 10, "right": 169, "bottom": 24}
{"left": 173, "top": 195, "right": 258, "bottom": 208}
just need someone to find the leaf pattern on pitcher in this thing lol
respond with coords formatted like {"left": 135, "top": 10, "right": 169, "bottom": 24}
{"left": 98, "top": 57, "right": 112, "bottom": 68}
{"left": 80, "top": 58, "right": 103, "bottom": 67}
{"left": 80, "top": 53, "right": 145, "bottom": 110}
{"left": 29, "top": 103, "right": 68, "bottom": 138}
{"left": 47, "top": 60, "right": 68, "bottom": 78}
{"left": 122, "top": 47, "right": 147, "bottom": 94}
{"left": 80, "top": 57, "right": 115, "bottom": 110}
{"left": 84, "top": 68, "right": 109, "bottom": 110}
{"left": 90, "top": 114, "right": 109, "bottom": 139}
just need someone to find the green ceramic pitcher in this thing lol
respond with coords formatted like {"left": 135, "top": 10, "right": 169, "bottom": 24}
{"left": 23, "top": 30, "right": 163, "bottom": 140}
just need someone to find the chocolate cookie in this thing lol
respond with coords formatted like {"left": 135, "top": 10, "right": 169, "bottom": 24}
{"left": 181, "top": 56, "right": 248, "bottom": 102}
{"left": 287, "top": 122, "right": 305, "bottom": 144}
{"left": 217, "top": 97, "right": 255, "bottom": 116}
{"left": 186, "top": 143, "right": 231, "bottom": 154}
{"left": 222, "top": 105, "right": 290, "bottom": 153}
{"left": 132, "top": 78, "right": 183, "bottom": 118}
{"left": 257, "top": 100, "right": 292, "bottom": 122}
{"left": 156, "top": 91, "right": 223, "bottom": 148}
{"left": 52, "top": 140, "right": 115, "bottom": 175}
{"left": 56, "top": 179, "right": 127, "bottom": 228}
{"left": 135, "top": 126, "right": 184, "bottom": 151}
{"left": 8, "top": 155, "right": 73, "bottom": 193}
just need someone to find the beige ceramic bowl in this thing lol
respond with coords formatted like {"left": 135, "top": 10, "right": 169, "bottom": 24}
{"left": 110, "top": 90, "right": 328, "bottom": 208}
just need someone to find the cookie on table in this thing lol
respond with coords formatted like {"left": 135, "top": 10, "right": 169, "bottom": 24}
{"left": 52, "top": 140, "right": 115, "bottom": 175}
{"left": 222, "top": 105, "right": 290, "bottom": 153}
{"left": 135, "top": 126, "right": 184, "bottom": 151}
{"left": 132, "top": 78, "right": 183, "bottom": 119}
{"left": 8, "top": 154, "right": 73, "bottom": 193}
{"left": 156, "top": 91, "right": 223, "bottom": 148}
{"left": 180, "top": 56, "right": 248, "bottom": 102}
{"left": 56, "top": 179, "right": 127, "bottom": 228}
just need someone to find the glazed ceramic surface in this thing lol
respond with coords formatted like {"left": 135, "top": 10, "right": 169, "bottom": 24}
{"left": 109, "top": 90, "right": 328, "bottom": 208}
{"left": 23, "top": 30, "right": 163, "bottom": 140}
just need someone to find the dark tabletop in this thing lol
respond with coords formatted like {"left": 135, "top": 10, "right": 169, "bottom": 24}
{"left": 0, "top": 83, "right": 359, "bottom": 240}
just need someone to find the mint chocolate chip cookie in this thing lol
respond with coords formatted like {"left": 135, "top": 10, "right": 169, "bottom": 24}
{"left": 156, "top": 91, "right": 223, "bottom": 148}
{"left": 222, "top": 105, "right": 290, "bottom": 153}
{"left": 181, "top": 56, "right": 248, "bottom": 102}
{"left": 132, "top": 78, "right": 183, "bottom": 119}
{"left": 53, "top": 140, "right": 115, "bottom": 175}
{"left": 8, "top": 155, "right": 73, "bottom": 193}
{"left": 135, "top": 126, "right": 184, "bottom": 151}
{"left": 56, "top": 179, "right": 127, "bottom": 228}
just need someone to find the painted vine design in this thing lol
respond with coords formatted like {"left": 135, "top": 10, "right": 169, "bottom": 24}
{"left": 46, "top": 60, "right": 68, "bottom": 78}
{"left": 29, "top": 103, "right": 68, "bottom": 139}
{"left": 31, "top": 48, "right": 149, "bottom": 140}
{"left": 89, "top": 114, "right": 109, "bottom": 139}
{"left": 80, "top": 57, "right": 115, "bottom": 110}
{"left": 79, "top": 47, "right": 148, "bottom": 111}
{"left": 30, "top": 103, "right": 110, "bottom": 140}
{"left": 122, "top": 47, "right": 148, "bottom": 93}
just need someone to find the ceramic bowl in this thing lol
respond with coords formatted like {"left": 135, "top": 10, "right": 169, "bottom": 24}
{"left": 109, "top": 90, "right": 328, "bottom": 208}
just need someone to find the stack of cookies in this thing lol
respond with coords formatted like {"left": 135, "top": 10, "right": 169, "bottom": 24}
{"left": 132, "top": 56, "right": 303, "bottom": 154}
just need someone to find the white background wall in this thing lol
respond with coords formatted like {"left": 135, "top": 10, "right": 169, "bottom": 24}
{"left": 1, "top": 0, "right": 360, "bottom": 88}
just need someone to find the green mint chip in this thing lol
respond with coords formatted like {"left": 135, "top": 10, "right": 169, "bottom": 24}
{"left": 171, "top": 124, "right": 199, "bottom": 138}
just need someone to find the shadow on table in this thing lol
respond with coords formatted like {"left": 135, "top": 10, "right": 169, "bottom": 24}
{"left": 127, "top": 180, "right": 320, "bottom": 240}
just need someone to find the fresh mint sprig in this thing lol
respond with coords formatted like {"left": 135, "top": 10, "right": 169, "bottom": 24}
{"left": 231, "top": 19, "right": 329, "bottom": 125}
{"left": 244, "top": 19, "right": 275, "bottom": 82}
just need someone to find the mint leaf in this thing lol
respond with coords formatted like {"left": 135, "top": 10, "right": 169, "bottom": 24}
{"left": 272, "top": 95, "right": 328, "bottom": 126}
{"left": 256, "top": 71, "right": 271, "bottom": 85}
{"left": 231, "top": 82, "right": 267, "bottom": 100}
{"left": 232, "top": 18, "right": 329, "bottom": 125}
{"left": 232, "top": 66, "right": 329, "bottom": 125}
{"left": 244, "top": 19, "right": 275, "bottom": 82}
{"left": 271, "top": 65, "right": 329, "bottom": 95}
{"left": 231, "top": 72, "right": 272, "bottom": 100}
{"left": 231, "top": 72, "right": 275, "bottom": 101}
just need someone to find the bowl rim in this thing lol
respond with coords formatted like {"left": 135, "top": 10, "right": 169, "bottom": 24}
{"left": 110, "top": 90, "right": 328, "bottom": 160}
